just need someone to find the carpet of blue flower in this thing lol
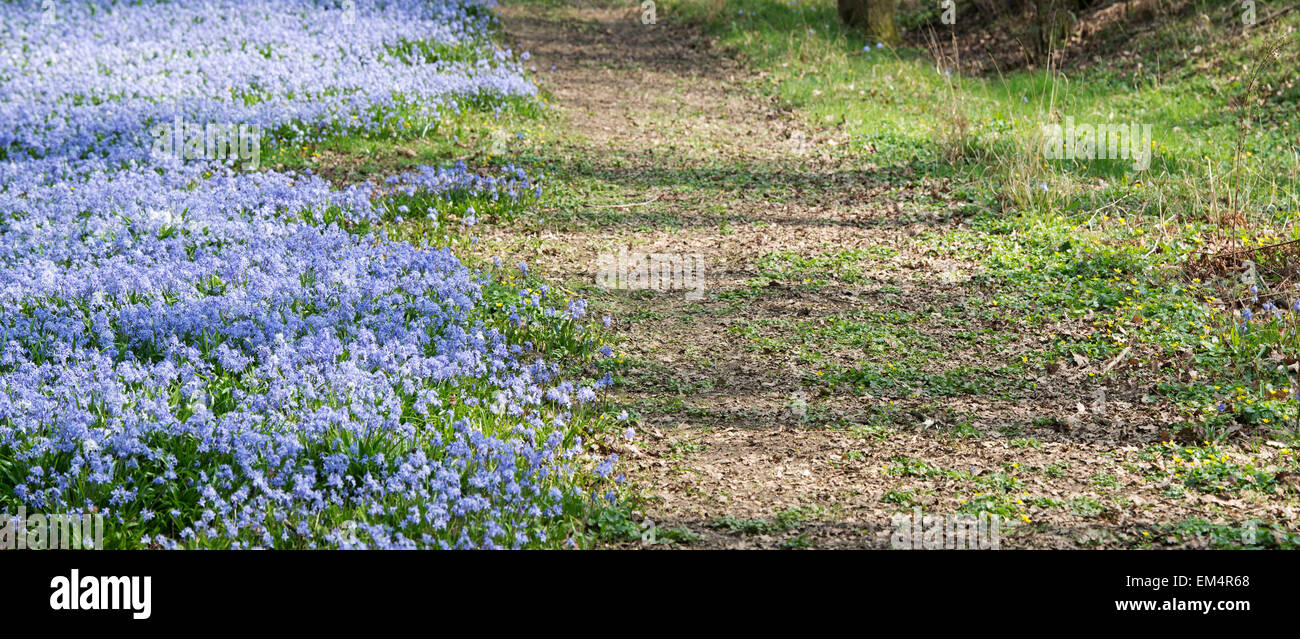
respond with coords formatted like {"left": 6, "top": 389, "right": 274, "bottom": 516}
{"left": 0, "top": 0, "right": 623, "bottom": 548}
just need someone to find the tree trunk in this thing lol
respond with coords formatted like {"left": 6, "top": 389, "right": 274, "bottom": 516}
{"left": 837, "top": 0, "right": 900, "bottom": 46}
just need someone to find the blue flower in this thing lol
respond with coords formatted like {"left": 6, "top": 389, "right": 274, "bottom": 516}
{"left": 0, "top": 0, "right": 615, "bottom": 550}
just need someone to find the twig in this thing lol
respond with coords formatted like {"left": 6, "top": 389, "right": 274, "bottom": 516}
{"left": 1102, "top": 346, "right": 1131, "bottom": 374}
{"left": 1215, "top": 237, "right": 1300, "bottom": 260}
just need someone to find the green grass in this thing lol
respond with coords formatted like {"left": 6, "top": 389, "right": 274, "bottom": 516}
{"left": 708, "top": 505, "right": 824, "bottom": 536}
{"left": 1140, "top": 441, "right": 1282, "bottom": 496}
{"left": 664, "top": 0, "right": 1300, "bottom": 449}
{"left": 1161, "top": 517, "right": 1300, "bottom": 549}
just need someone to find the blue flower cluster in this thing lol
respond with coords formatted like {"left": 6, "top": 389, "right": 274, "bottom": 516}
{"left": 0, "top": 0, "right": 535, "bottom": 162}
{"left": 386, "top": 162, "right": 542, "bottom": 202}
{"left": 0, "top": 1, "right": 614, "bottom": 549}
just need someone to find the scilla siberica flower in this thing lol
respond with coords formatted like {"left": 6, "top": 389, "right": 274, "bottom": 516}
{"left": 0, "top": 0, "right": 616, "bottom": 550}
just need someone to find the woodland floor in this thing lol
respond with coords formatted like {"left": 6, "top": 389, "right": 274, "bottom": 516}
{"left": 481, "top": 1, "right": 1299, "bottom": 549}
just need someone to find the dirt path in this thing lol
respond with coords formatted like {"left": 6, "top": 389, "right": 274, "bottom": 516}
{"left": 492, "top": 1, "right": 1296, "bottom": 548}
